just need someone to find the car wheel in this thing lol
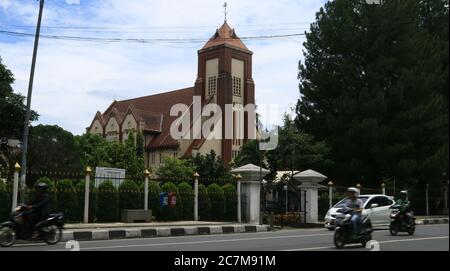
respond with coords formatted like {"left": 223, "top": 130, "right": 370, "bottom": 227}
{"left": 408, "top": 228, "right": 415, "bottom": 236}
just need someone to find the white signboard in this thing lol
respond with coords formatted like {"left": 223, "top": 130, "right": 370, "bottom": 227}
{"left": 95, "top": 167, "right": 126, "bottom": 188}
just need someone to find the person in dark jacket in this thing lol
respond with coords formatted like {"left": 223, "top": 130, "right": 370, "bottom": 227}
{"left": 25, "top": 183, "right": 50, "bottom": 237}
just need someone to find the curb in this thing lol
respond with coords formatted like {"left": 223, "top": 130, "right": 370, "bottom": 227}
{"left": 416, "top": 218, "right": 449, "bottom": 225}
{"left": 61, "top": 225, "right": 270, "bottom": 242}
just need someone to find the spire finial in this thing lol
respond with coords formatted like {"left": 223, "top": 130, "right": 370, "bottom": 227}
{"left": 224, "top": 1, "right": 228, "bottom": 22}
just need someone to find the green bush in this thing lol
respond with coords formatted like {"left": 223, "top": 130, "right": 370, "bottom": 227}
{"left": 96, "top": 181, "right": 119, "bottom": 222}
{"left": 56, "top": 179, "right": 79, "bottom": 222}
{"left": 75, "top": 180, "right": 97, "bottom": 223}
{"left": 34, "top": 177, "right": 57, "bottom": 213}
{"left": 198, "top": 184, "right": 211, "bottom": 221}
{"left": 161, "top": 182, "right": 183, "bottom": 221}
{"left": 207, "top": 184, "right": 225, "bottom": 221}
{"left": 223, "top": 184, "right": 237, "bottom": 221}
{"left": 178, "top": 182, "right": 194, "bottom": 220}
{"left": 119, "top": 180, "right": 141, "bottom": 211}
{"left": 0, "top": 181, "right": 10, "bottom": 221}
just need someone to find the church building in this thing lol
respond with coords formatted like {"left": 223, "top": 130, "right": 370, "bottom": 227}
{"left": 87, "top": 20, "right": 256, "bottom": 170}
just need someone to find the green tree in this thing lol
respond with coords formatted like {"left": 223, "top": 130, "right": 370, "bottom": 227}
{"left": 233, "top": 140, "right": 266, "bottom": 168}
{"left": 56, "top": 179, "right": 79, "bottom": 222}
{"left": 198, "top": 184, "right": 211, "bottom": 221}
{"left": 157, "top": 157, "right": 194, "bottom": 180}
{"left": 0, "top": 181, "right": 10, "bottom": 221}
{"left": 191, "top": 151, "right": 231, "bottom": 179}
{"left": 177, "top": 182, "right": 194, "bottom": 220}
{"left": 223, "top": 183, "right": 237, "bottom": 221}
{"left": 96, "top": 181, "right": 119, "bottom": 222}
{"left": 27, "top": 125, "right": 82, "bottom": 184}
{"left": 207, "top": 183, "right": 225, "bottom": 221}
{"left": 0, "top": 57, "right": 38, "bottom": 180}
{"left": 295, "top": 0, "right": 448, "bottom": 191}
{"left": 118, "top": 180, "right": 141, "bottom": 211}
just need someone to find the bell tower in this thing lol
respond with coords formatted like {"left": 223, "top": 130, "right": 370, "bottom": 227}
{"left": 194, "top": 21, "right": 255, "bottom": 166}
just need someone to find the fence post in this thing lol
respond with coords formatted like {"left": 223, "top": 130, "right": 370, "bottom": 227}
{"left": 426, "top": 183, "right": 430, "bottom": 216}
{"left": 193, "top": 172, "right": 200, "bottom": 221}
{"left": 236, "top": 174, "right": 242, "bottom": 223}
{"left": 381, "top": 182, "right": 386, "bottom": 195}
{"left": 328, "top": 181, "right": 334, "bottom": 209}
{"left": 357, "top": 183, "right": 362, "bottom": 194}
{"left": 84, "top": 166, "right": 91, "bottom": 223}
{"left": 12, "top": 163, "right": 21, "bottom": 212}
{"left": 144, "top": 169, "right": 151, "bottom": 211}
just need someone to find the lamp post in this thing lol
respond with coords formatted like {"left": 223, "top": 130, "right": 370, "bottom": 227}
{"left": 381, "top": 182, "right": 386, "bottom": 195}
{"left": 284, "top": 184, "right": 288, "bottom": 215}
{"left": 83, "top": 166, "right": 92, "bottom": 223}
{"left": 193, "top": 172, "right": 200, "bottom": 221}
{"left": 328, "top": 181, "right": 334, "bottom": 209}
{"left": 356, "top": 183, "right": 362, "bottom": 194}
{"left": 144, "top": 169, "right": 151, "bottom": 211}
{"left": 426, "top": 183, "right": 430, "bottom": 216}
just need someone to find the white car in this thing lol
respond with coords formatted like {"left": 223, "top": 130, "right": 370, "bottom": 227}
{"left": 324, "top": 194, "right": 395, "bottom": 230}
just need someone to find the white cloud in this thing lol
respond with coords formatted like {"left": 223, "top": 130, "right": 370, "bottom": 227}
{"left": 0, "top": 0, "right": 325, "bottom": 135}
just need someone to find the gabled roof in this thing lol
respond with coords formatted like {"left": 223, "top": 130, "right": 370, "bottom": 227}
{"left": 201, "top": 22, "right": 251, "bottom": 53}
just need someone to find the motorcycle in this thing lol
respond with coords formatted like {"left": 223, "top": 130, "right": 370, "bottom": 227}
{"left": 0, "top": 204, "right": 64, "bottom": 247}
{"left": 389, "top": 204, "right": 415, "bottom": 236}
{"left": 333, "top": 207, "right": 373, "bottom": 249}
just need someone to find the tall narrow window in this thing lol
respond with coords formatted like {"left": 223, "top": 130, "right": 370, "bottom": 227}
{"left": 233, "top": 76, "right": 242, "bottom": 96}
{"left": 207, "top": 76, "right": 217, "bottom": 96}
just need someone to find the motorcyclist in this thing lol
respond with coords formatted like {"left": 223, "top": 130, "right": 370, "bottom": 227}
{"left": 25, "top": 183, "right": 50, "bottom": 238}
{"left": 396, "top": 190, "right": 411, "bottom": 226}
{"left": 344, "top": 187, "right": 364, "bottom": 238}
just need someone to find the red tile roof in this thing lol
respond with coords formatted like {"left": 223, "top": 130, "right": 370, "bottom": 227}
{"left": 100, "top": 87, "right": 194, "bottom": 149}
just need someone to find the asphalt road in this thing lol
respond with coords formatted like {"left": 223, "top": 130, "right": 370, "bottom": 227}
{"left": 1, "top": 224, "right": 448, "bottom": 251}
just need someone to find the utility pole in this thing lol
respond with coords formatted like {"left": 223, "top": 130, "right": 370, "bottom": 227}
{"left": 20, "top": 0, "right": 45, "bottom": 203}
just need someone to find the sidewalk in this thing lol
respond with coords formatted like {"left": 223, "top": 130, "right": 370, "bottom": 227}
{"left": 415, "top": 216, "right": 449, "bottom": 225}
{"left": 61, "top": 221, "right": 270, "bottom": 242}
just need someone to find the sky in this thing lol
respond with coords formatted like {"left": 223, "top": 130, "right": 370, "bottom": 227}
{"left": 0, "top": 0, "right": 327, "bottom": 135}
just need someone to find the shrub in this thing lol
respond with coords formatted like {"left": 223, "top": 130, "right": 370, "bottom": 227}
{"left": 207, "top": 183, "right": 225, "bottom": 221}
{"left": 222, "top": 184, "right": 237, "bottom": 221}
{"left": 198, "top": 184, "right": 211, "bottom": 221}
{"left": 56, "top": 179, "right": 79, "bottom": 222}
{"left": 96, "top": 181, "right": 119, "bottom": 222}
{"left": 160, "top": 182, "right": 183, "bottom": 221}
{"left": 0, "top": 181, "right": 10, "bottom": 221}
{"left": 34, "top": 177, "right": 57, "bottom": 213}
{"left": 119, "top": 180, "right": 141, "bottom": 211}
{"left": 178, "top": 182, "right": 194, "bottom": 220}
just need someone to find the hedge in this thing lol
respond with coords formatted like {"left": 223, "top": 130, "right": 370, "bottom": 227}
{"left": 96, "top": 181, "right": 119, "bottom": 222}
{"left": 178, "top": 182, "right": 194, "bottom": 220}
{"left": 56, "top": 179, "right": 79, "bottom": 222}
{"left": 207, "top": 183, "right": 225, "bottom": 221}
{"left": 222, "top": 184, "right": 237, "bottom": 221}
{"left": 119, "top": 180, "right": 142, "bottom": 211}
{"left": 161, "top": 182, "right": 183, "bottom": 221}
{"left": 0, "top": 181, "right": 10, "bottom": 221}
{"left": 198, "top": 184, "right": 211, "bottom": 221}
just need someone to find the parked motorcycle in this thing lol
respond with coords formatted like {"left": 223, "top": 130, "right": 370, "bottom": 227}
{"left": 333, "top": 207, "right": 373, "bottom": 249}
{"left": 389, "top": 204, "right": 415, "bottom": 236}
{"left": 0, "top": 204, "right": 64, "bottom": 247}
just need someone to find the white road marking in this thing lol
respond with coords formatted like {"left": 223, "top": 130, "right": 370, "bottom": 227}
{"left": 283, "top": 236, "right": 449, "bottom": 251}
{"left": 47, "top": 233, "right": 333, "bottom": 251}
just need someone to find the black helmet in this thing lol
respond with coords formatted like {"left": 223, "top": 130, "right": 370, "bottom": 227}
{"left": 34, "top": 183, "right": 49, "bottom": 193}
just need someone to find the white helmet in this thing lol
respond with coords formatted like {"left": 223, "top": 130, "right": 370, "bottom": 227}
{"left": 400, "top": 190, "right": 408, "bottom": 196}
{"left": 347, "top": 187, "right": 360, "bottom": 196}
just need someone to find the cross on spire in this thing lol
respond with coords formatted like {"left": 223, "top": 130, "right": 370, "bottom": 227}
{"left": 224, "top": 1, "right": 228, "bottom": 22}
